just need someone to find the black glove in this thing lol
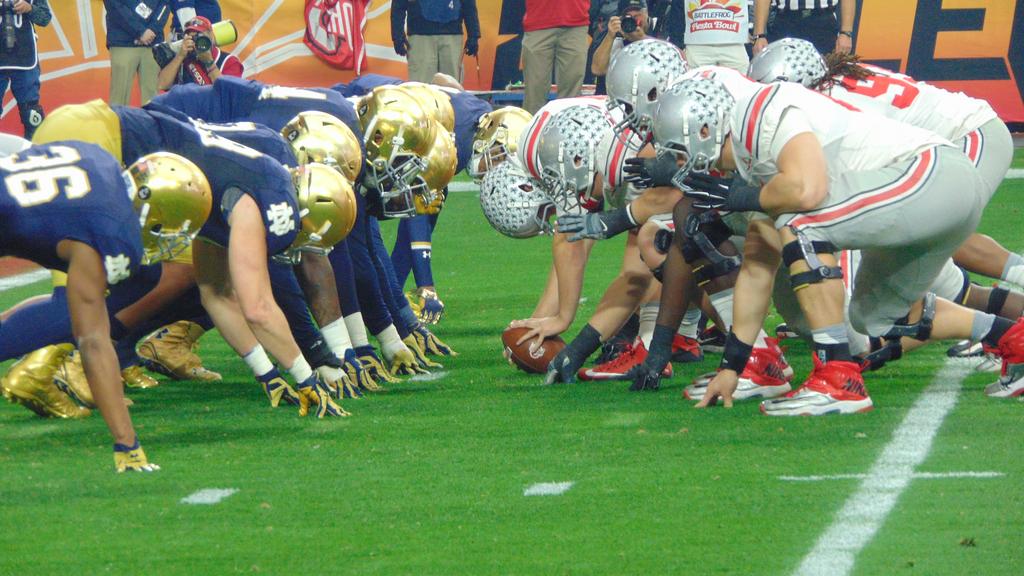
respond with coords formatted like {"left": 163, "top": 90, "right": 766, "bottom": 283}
{"left": 623, "top": 154, "right": 680, "bottom": 188}
{"left": 544, "top": 324, "right": 602, "bottom": 385}
{"left": 393, "top": 35, "right": 409, "bottom": 57}
{"left": 464, "top": 36, "right": 479, "bottom": 56}
{"left": 683, "top": 172, "right": 764, "bottom": 212}
{"left": 557, "top": 206, "right": 636, "bottom": 242}
{"left": 628, "top": 324, "right": 674, "bottom": 392}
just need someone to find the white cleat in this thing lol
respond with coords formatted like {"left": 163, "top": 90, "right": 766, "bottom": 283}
{"left": 985, "top": 363, "right": 1024, "bottom": 398}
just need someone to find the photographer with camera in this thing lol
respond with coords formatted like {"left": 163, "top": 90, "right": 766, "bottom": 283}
{"left": 155, "top": 15, "right": 241, "bottom": 90}
{"left": 590, "top": 0, "right": 648, "bottom": 78}
{"left": 0, "top": 0, "right": 50, "bottom": 138}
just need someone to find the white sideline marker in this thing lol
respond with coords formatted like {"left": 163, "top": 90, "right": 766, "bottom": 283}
{"left": 780, "top": 471, "right": 1004, "bottom": 482}
{"left": 180, "top": 488, "right": 239, "bottom": 505}
{"left": 410, "top": 370, "right": 448, "bottom": 382}
{"left": 524, "top": 481, "right": 574, "bottom": 496}
{"left": 792, "top": 360, "right": 971, "bottom": 576}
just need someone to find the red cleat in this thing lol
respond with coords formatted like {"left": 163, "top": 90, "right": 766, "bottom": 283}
{"left": 760, "top": 356, "right": 872, "bottom": 416}
{"left": 578, "top": 340, "right": 672, "bottom": 381}
{"left": 686, "top": 337, "right": 792, "bottom": 401}
{"left": 671, "top": 334, "right": 703, "bottom": 363}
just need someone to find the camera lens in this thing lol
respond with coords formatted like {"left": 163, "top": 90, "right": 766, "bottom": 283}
{"left": 195, "top": 36, "right": 212, "bottom": 52}
{"left": 620, "top": 15, "right": 638, "bottom": 34}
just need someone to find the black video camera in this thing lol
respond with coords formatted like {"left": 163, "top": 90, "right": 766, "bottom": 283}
{"left": 0, "top": 0, "right": 17, "bottom": 52}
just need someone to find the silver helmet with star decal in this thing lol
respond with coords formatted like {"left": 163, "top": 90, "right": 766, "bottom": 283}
{"left": 479, "top": 160, "right": 556, "bottom": 239}
{"left": 651, "top": 76, "right": 735, "bottom": 189}
{"left": 605, "top": 38, "right": 688, "bottom": 149}
{"left": 747, "top": 38, "right": 827, "bottom": 88}
{"left": 534, "top": 104, "right": 613, "bottom": 212}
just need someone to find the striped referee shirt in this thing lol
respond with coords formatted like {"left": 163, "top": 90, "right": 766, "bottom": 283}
{"left": 773, "top": 0, "right": 839, "bottom": 10}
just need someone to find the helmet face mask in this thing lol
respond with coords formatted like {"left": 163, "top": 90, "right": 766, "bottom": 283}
{"left": 357, "top": 86, "right": 436, "bottom": 205}
{"left": 126, "top": 152, "right": 213, "bottom": 265}
{"left": 652, "top": 77, "right": 734, "bottom": 185}
{"left": 480, "top": 161, "right": 556, "bottom": 238}
{"left": 536, "top": 105, "right": 609, "bottom": 213}
{"left": 469, "top": 107, "right": 533, "bottom": 182}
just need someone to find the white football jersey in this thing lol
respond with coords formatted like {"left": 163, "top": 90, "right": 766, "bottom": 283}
{"left": 827, "top": 64, "right": 997, "bottom": 142}
{"left": 680, "top": 65, "right": 763, "bottom": 104}
{"left": 731, "top": 82, "right": 950, "bottom": 188}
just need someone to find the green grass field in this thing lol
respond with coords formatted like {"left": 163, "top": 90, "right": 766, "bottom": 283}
{"left": 1, "top": 153, "right": 1023, "bottom": 575}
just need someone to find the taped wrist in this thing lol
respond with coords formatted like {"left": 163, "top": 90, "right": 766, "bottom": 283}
{"left": 645, "top": 324, "right": 675, "bottom": 369}
{"left": 723, "top": 180, "right": 763, "bottom": 212}
{"left": 565, "top": 324, "right": 603, "bottom": 363}
{"left": 719, "top": 331, "right": 753, "bottom": 373}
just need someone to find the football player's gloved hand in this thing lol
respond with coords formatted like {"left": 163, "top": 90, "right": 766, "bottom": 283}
{"left": 403, "top": 334, "right": 443, "bottom": 369}
{"left": 623, "top": 154, "right": 679, "bottom": 188}
{"left": 387, "top": 346, "right": 428, "bottom": 376}
{"left": 113, "top": 440, "right": 160, "bottom": 473}
{"left": 412, "top": 324, "right": 458, "bottom": 357}
{"left": 258, "top": 368, "right": 301, "bottom": 407}
{"left": 296, "top": 374, "right": 350, "bottom": 418}
{"left": 629, "top": 362, "right": 663, "bottom": 392}
{"left": 410, "top": 287, "right": 445, "bottom": 325}
{"left": 557, "top": 205, "right": 637, "bottom": 242}
{"left": 355, "top": 345, "right": 400, "bottom": 384}
{"left": 343, "top": 349, "right": 382, "bottom": 392}
{"left": 682, "top": 172, "right": 732, "bottom": 210}
{"left": 316, "top": 363, "right": 362, "bottom": 399}
{"left": 544, "top": 347, "right": 585, "bottom": 385}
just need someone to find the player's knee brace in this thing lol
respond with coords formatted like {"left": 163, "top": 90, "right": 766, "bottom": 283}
{"left": 883, "top": 292, "right": 937, "bottom": 341}
{"left": 679, "top": 212, "right": 741, "bottom": 287}
{"left": 781, "top": 229, "right": 842, "bottom": 290}
{"left": 985, "top": 285, "right": 1011, "bottom": 315}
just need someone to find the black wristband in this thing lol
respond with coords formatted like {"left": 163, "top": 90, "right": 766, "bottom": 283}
{"left": 719, "top": 331, "right": 754, "bottom": 373}
{"left": 566, "top": 323, "right": 603, "bottom": 361}
{"left": 645, "top": 324, "right": 676, "bottom": 369}
{"left": 724, "top": 180, "right": 763, "bottom": 212}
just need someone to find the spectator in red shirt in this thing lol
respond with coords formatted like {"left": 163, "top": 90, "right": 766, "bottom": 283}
{"left": 521, "top": 0, "right": 590, "bottom": 113}
{"left": 156, "top": 16, "right": 242, "bottom": 90}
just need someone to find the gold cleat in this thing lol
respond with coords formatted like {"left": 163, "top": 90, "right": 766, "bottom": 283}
{"left": 54, "top": 349, "right": 95, "bottom": 408}
{"left": 2, "top": 345, "right": 91, "bottom": 419}
{"left": 122, "top": 365, "right": 160, "bottom": 389}
{"left": 137, "top": 321, "right": 222, "bottom": 382}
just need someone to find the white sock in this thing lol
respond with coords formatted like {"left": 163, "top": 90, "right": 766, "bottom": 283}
{"left": 709, "top": 288, "right": 734, "bottom": 331}
{"left": 344, "top": 312, "right": 370, "bottom": 348}
{"left": 288, "top": 356, "right": 313, "bottom": 384}
{"left": 638, "top": 303, "right": 659, "bottom": 348}
{"left": 678, "top": 307, "right": 701, "bottom": 339}
{"left": 374, "top": 324, "right": 405, "bottom": 359}
{"left": 243, "top": 345, "right": 275, "bottom": 378}
{"left": 321, "top": 318, "right": 353, "bottom": 358}
{"left": 1002, "top": 253, "right": 1024, "bottom": 287}
{"left": 754, "top": 329, "right": 768, "bottom": 349}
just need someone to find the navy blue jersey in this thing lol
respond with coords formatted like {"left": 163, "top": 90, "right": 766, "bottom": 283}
{"left": 330, "top": 74, "right": 401, "bottom": 98}
{"left": 441, "top": 88, "right": 493, "bottom": 173}
{"left": 0, "top": 142, "right": 142, "bottom": 284}
{"left": 115, "top": 106, "right": 300, "bottom": 255}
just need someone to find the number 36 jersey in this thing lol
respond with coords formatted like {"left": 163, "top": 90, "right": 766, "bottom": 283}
{"left": 0, "top": 141, "right": 142, "bottom": 284}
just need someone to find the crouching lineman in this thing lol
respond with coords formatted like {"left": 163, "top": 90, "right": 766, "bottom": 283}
{"left": 635, "top": 76, "right": 1024, "bottom": 413}
{"left": 0, "top": 142, "right": 212, "bottom": 471}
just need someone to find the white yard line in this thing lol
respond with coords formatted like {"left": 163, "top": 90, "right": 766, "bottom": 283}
{"left": 780, "top": 471, "right": 1003, "bottom": 482}
{"left": 0, "top": 269, "right": 50, "bottom": 292}
{"left": 409, "top": 370, "right": 448, "bottom": 382}
{"left": 1007, "top": 168, "right": 1024, "bottom": 179}
{"left": 180, "top": 488, "right": 239, "bottom": 505}
{"left": 792, "top": 360, "right": 972, "bottom": 576}
{"left": 523, "top": 481, "right": 574, "bottom": 496}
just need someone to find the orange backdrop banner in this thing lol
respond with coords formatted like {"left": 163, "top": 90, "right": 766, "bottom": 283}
{"left": 1, "top": 0, "right": 1022, "bottom": 134}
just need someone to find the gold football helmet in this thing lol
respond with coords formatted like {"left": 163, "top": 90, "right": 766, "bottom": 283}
{"left": 285, "top": 163, "right": 357, "bottom": 261}
{"left": 401, "top": 82, "right": 456, "bottom": 133}
{"left": 281, "top": 111, "right": 363, "bottom": 183}
{"left": 356, "top": 86, "right": 436, "bottom": 204}
{"left": 469, "top": 106, "right": 533, "bottom": 182}
{"left": 403, "top": 126, "right": 457, "bottom": 217}
{"left": 126, "top": 152, "right": 213, "bottom": 264}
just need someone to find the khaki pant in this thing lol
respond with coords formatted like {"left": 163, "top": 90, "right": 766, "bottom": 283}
{"left": 109, "top": 46, "right": 159, "bottom": 106}
{"left": 684, "top": 43, "right": 750, "bottom": 74}
{"left": 407, "top": 34, "right": 463, "bottom": 83}
{"left": 521, "top": 26, "right": 588, "bottom": 114}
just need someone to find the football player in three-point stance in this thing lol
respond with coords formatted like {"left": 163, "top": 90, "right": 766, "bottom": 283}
{"left": 0, "top": 141, "right": 212, "bottom": 471}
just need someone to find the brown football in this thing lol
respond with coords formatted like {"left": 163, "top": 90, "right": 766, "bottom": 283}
{"left": 501, "top": 326, "right": 566, "bottom": 374}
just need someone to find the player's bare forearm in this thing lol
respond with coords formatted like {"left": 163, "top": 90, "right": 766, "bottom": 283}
{"left": 295, "top": 253, "right": 343, "bottom": 326}
{"left": 760, "top": 133, "right": 829, "bottom": 214}
{"left": 115, "top": 262, "right": 195, "bottom": 329}
{"left": 552, "top": 232, "right": 590, "bottom": 329}
{"left": 63, "top": 241, "right": 134, "bottom": 445}
{"left": 730, "top": 219, "right": 782, "bottom": 345}
{"left": 630, "top": 186, "right": 683, "bottom": 224}
{"left": 531, "top": 263, "right": 561, "bottom": 318}
{"left": 588, "top": 233, "right": 651, "bottom": 339}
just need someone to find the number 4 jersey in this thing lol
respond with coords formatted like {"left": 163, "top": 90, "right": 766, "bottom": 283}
{"left": 0, "top": 141, "right": 142, "bottom": 284}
